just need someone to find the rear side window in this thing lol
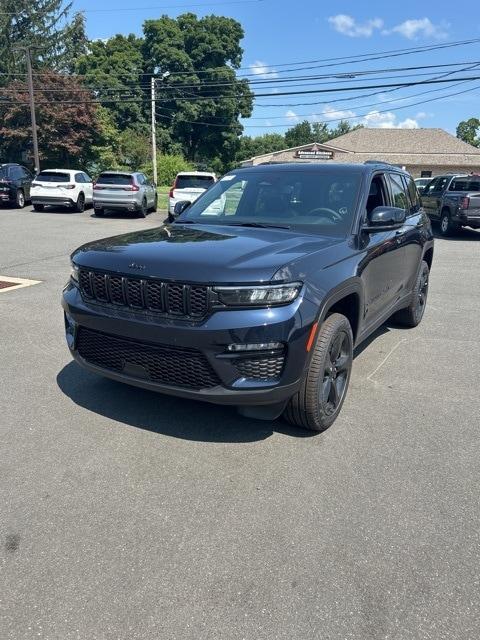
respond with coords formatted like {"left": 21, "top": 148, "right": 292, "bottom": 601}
{"left": 388, "top": 173, "right": 409, "bottom": 209}
{"left": 75, "top": 173, "right": 84, "bottom": 183}
{"left": 176, "top": 175, "right": 215, "bottom": 189}
{"left": 449, "top": 177, "right": 480, "bottom": 191}
{"left": 405, "top": 177, "right": 421, "bottom": 214}
{"left": 37, "top": 171, "right": 70, "bottom": 182}
{"left": 98, "top": 173, "right": 132, "bottom": 185}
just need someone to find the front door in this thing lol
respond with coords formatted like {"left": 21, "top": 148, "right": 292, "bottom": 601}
{"left": 359, "top": 172, "right": 407, "bottom": 329}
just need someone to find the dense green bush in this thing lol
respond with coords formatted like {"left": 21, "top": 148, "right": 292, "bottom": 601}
{"left": 141, "top": 154, "right": 194, "bottom": 186}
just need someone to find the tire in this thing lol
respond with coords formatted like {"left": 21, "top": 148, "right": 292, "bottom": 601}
{"left": 15, "top": 189, "right": 25, "bottom": 209}
{"left": 393, "top": 260, "right": 429, "bottom": 328}
{"left": 149, "top": 194, "right": 158, "bottom": 213}
{"left": 95, "top": 208, "right": 104, "bottom": 217}
{"left": 137, "top": 199, "right": 147, "bottom": 218}
{"left": 33, "top": 204, "right": 44, "bottom": 212}
{"left": 74, "top": 193, "right": 85, "bottom": 213}
{"left": 284, "top": 313, "right": 353, "bottom": 432}
{"left": 439, "top": 209, "right": 458, "bottom": 237}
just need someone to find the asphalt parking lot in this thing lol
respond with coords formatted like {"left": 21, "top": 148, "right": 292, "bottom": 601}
{"left": 1, "top": 204, "right": 479, "bottom": 640}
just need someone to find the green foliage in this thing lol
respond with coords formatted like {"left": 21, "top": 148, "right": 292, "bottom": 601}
{"left": 141, "top": 154, "right": 194, "bottom": 185}
{"left": 0, "top": 0, "right": 86, "bottom": 83}
{"left": 76, "top": 34, "right": 146, "bottom": 130}
{"left": 142, "top": 13, "right": 253, "bottom": 164}
{"left": 456, "top": 118, "right": 480, "bottom": 147}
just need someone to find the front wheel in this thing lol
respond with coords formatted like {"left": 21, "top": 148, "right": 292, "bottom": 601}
{"left": 284, "top": 313, "right": 353, "bottom": 432}
{"left": 393, "top": 260, "right": 429, "bottom": 328}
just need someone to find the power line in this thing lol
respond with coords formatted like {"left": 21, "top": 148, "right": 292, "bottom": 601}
{"left": 0, "top": 0, "right": 264, "bottom": 15}
{"left": 153, "top": 82, "right": 480, "bottom": 129}
{"left": 3, "top": 37, "right": 480, "bottom": 82}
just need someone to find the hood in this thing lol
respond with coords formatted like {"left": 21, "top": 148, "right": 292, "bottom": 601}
{"left": 72, "top": 223, "right": 343, "bottom": 283}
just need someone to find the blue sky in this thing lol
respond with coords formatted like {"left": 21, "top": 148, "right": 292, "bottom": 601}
{"left": 72, "top": 0, "right": 480, "bottom": 136}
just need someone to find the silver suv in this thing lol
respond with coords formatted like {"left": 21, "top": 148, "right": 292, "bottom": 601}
{"left": 93, "top": 172, "right": 157, "bottom": 218}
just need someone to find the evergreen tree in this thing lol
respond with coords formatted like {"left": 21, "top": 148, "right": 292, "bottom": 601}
{"left": 0, "top": 0, "right": 85, "bottom": 82}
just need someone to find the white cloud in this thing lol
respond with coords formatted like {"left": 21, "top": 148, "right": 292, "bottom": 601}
{"left": 361, "top": 110, "right": 420, "bottom": 128}
{"left": 285, "top": 109, "right": 300, "bottom": 123}
{"left": 321, "top": 105, "right": 357, "bottom": 121}
{"left": 385, "top": 17, "right": 448, "bottom": 40}
{"left": 249, "top": 61, "right": 278, "bottom": 79}
{"left": 328, "top": 14, "right": 383, "bottom": 38}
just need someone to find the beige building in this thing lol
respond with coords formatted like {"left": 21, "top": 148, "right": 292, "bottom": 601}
{"left": 239, "top": 128, "right": 480, "bottom": 178}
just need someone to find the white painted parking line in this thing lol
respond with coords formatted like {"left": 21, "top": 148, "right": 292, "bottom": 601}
{"left": 0, "top": 275, "right": 42, "bottom": 293}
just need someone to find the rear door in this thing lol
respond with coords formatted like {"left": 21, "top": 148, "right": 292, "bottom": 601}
{"left": 423, "top": 175, "right": 450, "bottom": 220}
{"left": 94, "top": 173, "right": 136, "bottom": 203}
{"left": 173, "top": 174, "right": 215, "bottom": 203}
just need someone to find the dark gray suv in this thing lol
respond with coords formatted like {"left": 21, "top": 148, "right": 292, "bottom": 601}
{"left": 63, "top": 162, "right": 433, "bottom": 432}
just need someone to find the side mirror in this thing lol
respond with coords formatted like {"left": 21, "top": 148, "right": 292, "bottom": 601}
{"left": 173, "top": 200, "right": 191, "bottom": 217}
{"left": 364, "top": 206, "right": 406, "bottom": 231}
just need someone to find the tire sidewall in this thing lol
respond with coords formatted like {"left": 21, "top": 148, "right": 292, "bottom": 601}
{"left": 412, "top": 261, "right": 429, "bottom": 324}
{"left": 16, "top": 190, "right": 25, "bottom": 208}
{"left": 307, "top": 314, "right": 354, "bottom": 430}
{"left": 76, "top": 193, "right": 85, "bottom": 212}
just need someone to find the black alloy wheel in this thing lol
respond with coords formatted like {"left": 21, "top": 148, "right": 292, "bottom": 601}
{"left": 75, "top": 193, "right": 85, "bottom": 213}
{"left": 284, "top": 313, "right": 353, "bottom": 432}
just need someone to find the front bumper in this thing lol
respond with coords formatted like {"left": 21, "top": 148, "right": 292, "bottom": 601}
{"left": 62, "top": 283, "right": 317, "bottom": 407}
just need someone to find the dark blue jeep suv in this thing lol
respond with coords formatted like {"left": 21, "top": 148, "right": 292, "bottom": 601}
{"left": 62, "top": 163, "right": 433, "bottom": 431}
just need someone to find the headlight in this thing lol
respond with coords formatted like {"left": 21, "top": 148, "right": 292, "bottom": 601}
{"left": 214, "top": 282, "right": 302, "bottom": 307}
{"left": 70, "top": 262, "right": 79, "bottom": 283}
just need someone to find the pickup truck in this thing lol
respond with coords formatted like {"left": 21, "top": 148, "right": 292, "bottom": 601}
{"left": 421, "top": 174, "right": 480, "bottom": 236}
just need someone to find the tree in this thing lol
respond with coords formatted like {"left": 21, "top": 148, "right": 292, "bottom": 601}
{"left": 328, "top": 120, "right": 363, "bottom": 139}
{"left": 284, "top": 120, "right": 317, "bottom": 148}
{"left": 236, "top": 133, "right": 286, "bottom": 162}
{"left": 142, "top": 13, "right": 253, "bottom": 165}
{"left": 0, "top": 71, "right": 101, "bottom": 168}
{"left": 0, "top": 1, "right": 86, "bottom": 82}
{"left": 456, "top": 118, "right": 480, "bottom": 147}
{"left": 76, "top": 34, "right": 147, "bottom": 131}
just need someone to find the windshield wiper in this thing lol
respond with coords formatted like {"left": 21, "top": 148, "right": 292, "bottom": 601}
{"left": 222, "top": 221, "right": 291, "bottom": 230}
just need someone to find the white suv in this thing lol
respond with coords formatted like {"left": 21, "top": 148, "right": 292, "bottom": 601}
{"left": 168, "top": 171, "right": 216, "bottom": 221}
{"left": 31, "top": 169, "right": 93, "bottom": 212}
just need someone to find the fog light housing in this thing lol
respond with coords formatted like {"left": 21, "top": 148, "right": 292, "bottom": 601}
{"left": 227, "top": 342, "right": 283, "bottom": 352}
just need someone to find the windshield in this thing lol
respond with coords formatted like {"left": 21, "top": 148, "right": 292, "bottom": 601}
{"left": 98, "top": 173, "right": 132, "bottom": 185}
{"left": 177, "top": 170, "right": 362, "bottom": 235}
{"left": 176, "top": 175, "right": 215, "bottom": 189}
{"left": 37, "top": 171, "right": 70, "bottom": 182}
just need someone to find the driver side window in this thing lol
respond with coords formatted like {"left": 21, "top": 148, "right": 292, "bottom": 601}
{"left": 366, "top": 174, "right": 388, "bottom": 216}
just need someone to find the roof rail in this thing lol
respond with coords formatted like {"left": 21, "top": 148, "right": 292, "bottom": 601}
{"left": 364, "top": 160, "right": 400, "bottom": 168}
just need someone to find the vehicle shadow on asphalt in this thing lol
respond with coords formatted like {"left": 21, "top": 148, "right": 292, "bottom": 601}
{"left": 56, "top": 361, "right": 316, "bottom": 443}
{"left": 432, "top": 226, "right": 480, "bottom": 241}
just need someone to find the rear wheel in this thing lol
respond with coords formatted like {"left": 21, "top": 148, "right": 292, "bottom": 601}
{"left": 137, "top": 198, "right": 147, "bottom": 218}
{"left": 33, "top": 203, "right": 44, "bottom": 212}
{"left": 393, "top": 260, "right": 429, "bottom": 328}
{"left": 15, "top": 190, "right": 25, "bottom": 209}
{"left": 149, "top": 194, "right": 158, "bottom": 213}
{"left": 439, "top": 210, "right": 458, "bottom": 237}
{"left": 284, "top": 313, "right": 353, "bottom": 432}
{"left": 74, "top": 193, "right": 85, "bottom": 213}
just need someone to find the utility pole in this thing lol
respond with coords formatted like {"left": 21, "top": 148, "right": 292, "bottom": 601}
{"left": 14, "top": 46, "right": 40, "bottom": 174}
{"left": 151, "top": 76, "right": 157, "bottom": 186}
